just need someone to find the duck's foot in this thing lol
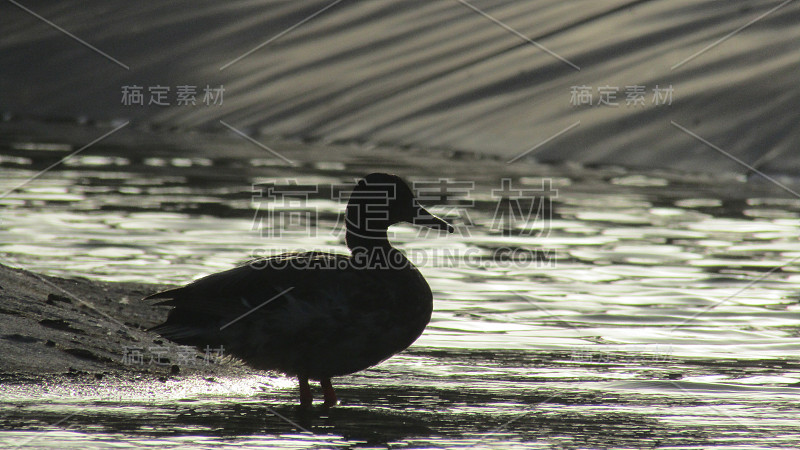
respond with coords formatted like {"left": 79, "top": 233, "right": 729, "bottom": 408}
{"left": 321, "top": 378, "right": 337, "bottom": 407}
{"left": 298, "top": 376, "right": 312, "bottom": 408}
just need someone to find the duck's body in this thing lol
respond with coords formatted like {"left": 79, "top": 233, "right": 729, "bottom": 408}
{"left": 149, "top": 250, "right": 433, "bottom": 379}
{"left": 146, "top": 173, "right": 452, "bottom": 407}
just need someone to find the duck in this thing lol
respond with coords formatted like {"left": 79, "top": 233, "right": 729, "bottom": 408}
{"left": 145, "top": 173, "right": 453, "bottom": 407}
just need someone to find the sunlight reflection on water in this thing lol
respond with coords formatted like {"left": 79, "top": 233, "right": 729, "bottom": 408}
{"left": 2, "top": 131, "right": 800, "bottom": 447}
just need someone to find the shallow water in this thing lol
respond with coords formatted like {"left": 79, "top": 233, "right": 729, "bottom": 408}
{"left": 2, "top": 124, "right": 800, "bottom": 448}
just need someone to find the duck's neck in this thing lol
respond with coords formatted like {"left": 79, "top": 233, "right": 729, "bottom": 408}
{"left": 346, "top": 226, "right": 391, "bottom": 252}
{"left": 346, "top": 228, "right": 408, "bottom": 269}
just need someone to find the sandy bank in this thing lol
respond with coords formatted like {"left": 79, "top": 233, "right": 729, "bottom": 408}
{"left": 0, "top": 262, "right": 250, "bottom": 377}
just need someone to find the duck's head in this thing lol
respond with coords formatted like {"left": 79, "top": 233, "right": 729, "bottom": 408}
{"left": 345, "top": 173, "right": 454, "bottom": 249}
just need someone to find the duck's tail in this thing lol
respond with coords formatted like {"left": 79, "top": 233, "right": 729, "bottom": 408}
{"left": 142, "top": 287, "right": 186, "bottom": 306}
{"left": 143, "top": 287, "right": 210, "bottom": 339}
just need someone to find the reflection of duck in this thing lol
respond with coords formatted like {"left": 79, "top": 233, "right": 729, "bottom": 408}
{"left": 146, "top": 173, "right": 453, "bottom": 407}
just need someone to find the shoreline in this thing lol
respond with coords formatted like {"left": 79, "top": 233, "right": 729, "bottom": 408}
{"left": 0, "top": 261, "right": 250, "bottom": 377}
{"left": 2, "top": 116, "right": 784, "bottom": 184}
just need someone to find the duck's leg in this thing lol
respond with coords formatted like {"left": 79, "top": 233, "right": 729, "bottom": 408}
{"left": 298, "top": 375, "right": 312, "bottom": 408}
{"left": 321, "top": 378, "right": 337, "bottom": 407}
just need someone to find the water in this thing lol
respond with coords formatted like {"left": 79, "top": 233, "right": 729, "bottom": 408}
{"left": 2, "top": 122, "right": 800, "bottom": 448}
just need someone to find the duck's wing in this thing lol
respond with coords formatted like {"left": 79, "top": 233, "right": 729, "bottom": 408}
{"left": 145, "top": 251, "right": 368, "bottom": 320}
{"left": 143, "top": 253, "right": 310, "bottom": 306}
{"left": 144, "top": 252, "right": 414, "bottom": 367}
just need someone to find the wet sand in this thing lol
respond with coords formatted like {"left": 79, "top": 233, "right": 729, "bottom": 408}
{"left": 0, "top": 261, "right": 254, "bottom": 378}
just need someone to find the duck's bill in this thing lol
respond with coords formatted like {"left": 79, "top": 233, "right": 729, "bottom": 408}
{"left": 412, "top": 204, "right": 455, "bottom": 233}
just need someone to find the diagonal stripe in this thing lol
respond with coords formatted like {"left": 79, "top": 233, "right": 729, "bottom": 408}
{"left": 671, "top": 0, "right": 795, "bottom": 70}
{"left": 456, "top": 0, "right": 580, "bottom": 71}
{"left": 671, "top": 121, "right": 800, "bottom": 199}
{"left": 220, "top": 0, "right": 345, "bottom": 71}
{"left": 219, "top": 120, "right": 296, "bottom": 166}
{"left": 7, "top": 0, "right": 129, "bottom": 70}
{"left": 507, "top": 121, "right": 580, "bottom": 164}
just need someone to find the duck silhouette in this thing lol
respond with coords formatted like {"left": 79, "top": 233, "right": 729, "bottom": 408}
{"left": 145, "top": 173, "right": 453, "bottom": 407}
